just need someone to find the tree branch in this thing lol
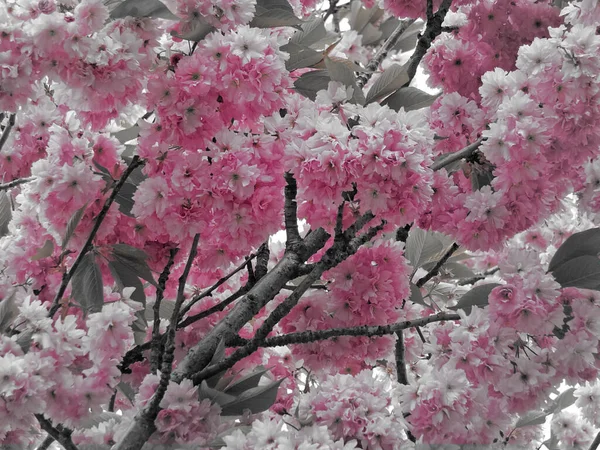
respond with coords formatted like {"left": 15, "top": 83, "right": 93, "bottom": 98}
{"left": 35, "top": 415, "right": 78, "bottom": 450}
{"left": 357, "top": 19, "right": 417, "bottom": 89}
{"left": 284, "top": 172, "right": 302, "bottom": 250}
{"left": 0, "top": 113, "right": 16, "bottom": 152}
{"left": 48, "top": 156, "right": 145, "bottom": 318}
{"left": 395, "top": 330, "right": 409, "bottom": 385}
{"left": 589, "top": 431, "right": 600, "bottom": 450}
{"left": 0, "top": 176, "right": 35, "bottom": 191}
{"left": 150, "top": 247, "right": 179, "bottom": 374}
{"left": 406, "top": 0, "right": 453, "bottom": 82}
{"left": 416, "top": 242, "right": 459, "bottom": 287}
{"left": 36, "top": 435, "right": 55, "bottom": 450}
{"left": 431, "top": 138, "right": 485, "bottom": 172}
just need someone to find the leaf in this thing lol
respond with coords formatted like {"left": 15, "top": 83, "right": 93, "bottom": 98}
{"left": 117, "top": 382, "right": 136, "bottom": 406}
{"left": 108, "top": 260, "right": 146, "bottom": 307}
{"left": 470, "top": 167, "right": 494, "bottom": 191}
{"left": 449, "top": 283, "right": 500, "bottom": 314}
{"left": 62, "top": 204, "right": 88, "bottom": 250}
{"left": 324, "top": 56, "right": 365, "bottom": 105}
{"left": 199, "top": 380, "right": 237, "bottom": 406}
{"left": 409, "top": 282, "right": 428, "bottom": 307}
{"left": 440, "top": 262, "right": 476, "bottom": 279}
{"left": 111, "top": 244, "right": 157, "bottom": 287}
{"left": 115, "top": 181, "right": 137, "bottom": 217}
{"left": 171, "top": 18, "right": 215, "bottom": 42}
{"left": 32, "top": 239, "right": 55, "bottom": 261}
{"left": 224, "top": 367, "right": 270, "bottom": 396}
{"left": 382, "top": 87, "right": 440, "bottom": 112}
{"left": 393, "top": 20, "right": 424, "bottom": 53}
{"left": 15, "top": 329, "right": 34, "bottom": 353}
{"left": 72, "top": 253, "right": 104, "bottom": 315}
{"left": 551, "top": 255, "right": 600, "bottom": 290}
{"left": 293, "top": 70, "right": 331, "bottom": 100}
{"left": 0, "top": 291, "right": 18, "bottom": 334}
{"left": 113, "top": 125, "right": 140, "bottom": 144}
{"left": 220, "top": 379, "right": 283, "bottom": 416}
{"left": 548, "top": 228, "right": 600, "bottom": 272}
{"left": 548, "top": 388, "right": 576, "bottom": 414}
{"left": 0, "top": 191, "right": 12, "bottom": 238}
{"left": 361, "top": 23, "right": 383, "bottom": 46}
{"left": 515, "top": 410, "right": 548, "bottom": 428}
{"left": 145, "top": 300, "right": 176, "bottom": 321}
{"left": 365, "top": 63, "right": 409, "bottom": 104}
{"left": 349, "top": 3, "right": 383, "bottom": 33}
{"left": 281, "top": 43, "right": 323, "bottom": 72}
{"left": 110, "top": 0, "right": 178, "bottom": 20}
{"left": 251, "top": 7, "right": 303, "bottom": 28}
{"left": 405, "top": 228, "right": 445, "bottom": 270}
{"left": 290, "top": 17, "right": 327, "bottom": 47}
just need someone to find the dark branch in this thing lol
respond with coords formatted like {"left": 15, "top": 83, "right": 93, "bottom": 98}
{"left": 150, "top": 247, "right": 179, "bottom": 374}
{"left": 48, "top": 156, "right": 145, "bottom": 317}
{"left": 589, "top": 431, "right": 600, "bottom": 450}
{"left": 0, "top": 113, "right": 16, "bottom": 152}
{"left": 284, "top": 172, "right": 302, "bottom": 250}
{"left": 0, "top": 176, "right": 35, "bottom": 191}
{"left": 416, "top": 242, "right": 459, "bottom": 287}
{"left": 395, "top": 331, "right": 409, "bottom": 385}
{"left": 177, "top": 287, "right": 247, "bottom": 329}
{"left": 36, "top": 435, "right": 55, "bottom": 450}
{"left": 35, "top": 415, "right": 78, "bottom": 450}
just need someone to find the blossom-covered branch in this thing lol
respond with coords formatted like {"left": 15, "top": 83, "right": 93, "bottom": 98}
{"left": 431, "top": 138, "right": 485, "bottom": 171}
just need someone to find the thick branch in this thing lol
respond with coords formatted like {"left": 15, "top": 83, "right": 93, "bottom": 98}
{"left": 0, "top": 176, "right": 34, "bottom": 191}
{"left": 150, "top": 247, "right": 179, "bottom": 374}
{"left": 357, "top": 19, "right": 417, "bottom": 89}
{"left": 395, "top": 331, "right": 409, "bottom": 385}
{"left": 589, "top": 431, "right": 600, "bottom": 450}
{"left": 431, "top": 138, "right": 485, "bottom": 172}
{"left": 284, "top": 172, "right": 302, "bottom": 250}
{"left": 406, "top": 0, "right": 453, "bottom": 82}
{"left": 416, "top": 242, "right": 459, "bottom": 287}
{"left": 48, "top": 156, "right": 145, "bottom": 317}
{"left": 35, "top": 415, "right": 78, "bottom": 450}
{"left": 36, "top": 435, "right": 55, "bottom": 450}
{"left": 0, "top": 113, "right": 16, "bottom": 152}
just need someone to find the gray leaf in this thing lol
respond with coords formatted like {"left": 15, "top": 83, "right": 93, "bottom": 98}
{"left": 0, "top": 191, "right": 12, "bottom": 238}
{"left": 112, "top": 244, "right": 157, "bottom": 287}
{"left": 110, "top": 0, "right": 178, "bottom": 20}
{"left": 365, "top": 63, "right": 409, "bottom": 104}
{"left": 72, "top": 253, "right": 104, "bottom": 315}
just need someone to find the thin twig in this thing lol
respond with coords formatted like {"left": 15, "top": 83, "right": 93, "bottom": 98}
{"left": 177, "top": 288, "right": 247, "bottom": 329}
{"left": 108, "top": 389, "right": 117, "bottom": 412}
{"left": 150, "top": 248, "right": 179, "bottom": 374}
{"left": 395, "top": 330, "right": 409, "bottom": 385}
{"left": 48, "top": 156, "right": 145, "bottom": 318}
{"left": 431, "top": 138, "right": 485, "bottom": 171}
{"left": 35, "top": 415, "right": 79, "bottom": 450}
{"left": 357, "top": 19, "right": 417, "bottom": 89}
{"left": 416, "top": 243, "right": 459, "bottom": 287}
{"left": 0, "top": 113, "right": 16, "bottom": 152}
{"left": 0, "top": 176, "right": 35, "bottom": 191}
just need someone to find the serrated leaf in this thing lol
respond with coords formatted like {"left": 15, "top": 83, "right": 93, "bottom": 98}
{"left": 290, "top": 17, "right": 327, "bottom": 47}
{"left": 62, "top": 204, "right": 87, "bottom": 250}
{"left": 117, "top": 382, "right": 136, "bottom": 406}
{"left": 220, "top": 379, "right": 283, "bottom": 416}
{"left": 382, "top": 87, "right": 440, "bottom": 112}
{"left": 110, "top": 0, "right": 178, "bottom": 20}
{"left": 393, "top": 20, "right": 424, "bottom": 53}
{"left": 548, "top": 228, "right": 600, "bottom": 272}
{"left": 171, "top": 18, "right": 215, "bottom": 42}
{"left": 199, "top": 380, "right": 237, "bottom": 406}
{"left": 293, "top": 70, "right": 331, "bottom": 100}
{"left": 409, "top": 282, "right": 428, "bottom": 307}
{"left": 365, "top": 63, "right": 409, "bottom": 104}
{"left": 115, "top": 181, "right": 137, "bottom": 217}
{"left": 113, "top": 125, "right": 140, "bottom": 144}
{"left": 112, "top": 244, "right": 157, "bottom": 287}
{"left": 251, "top": 8, "right": 303, "bottom": 28}
{"left": 324, "top": 56, "right": 365, "bottom": 105}
{"left": 515, "top": 410, "right": 548, "bottom": 428}
{"left": 281, "top": 43, "right": 323, "bottom": 72}
{"left": 0, "top": 291, "right": 18, "bottom": 334}
{"left": 551, "top": 255, "right": 600, "bottom": 290}
{"left": 0, "top": 191, "right": 12, "bottom": 238}
{"left": 224, "top": 367, "right": 270, "bottom": 396}
{"left": 449, "top": 283, "right": 500, "bottom": 314}
{"left": 72, "top": 253, "right": 104, "bottom": 315}
{"left": 32, "top": 239, "right": 55, "bottom": 261}
{"left": 108, "top": 260, "right": 146, "bottom": 307}
{"left": 405, "top": 228, "right": 445, "bottom": 270}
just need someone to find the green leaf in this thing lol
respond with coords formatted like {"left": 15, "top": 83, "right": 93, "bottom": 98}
{"left": 0, "top": 291, "right": 18, "bottom": 334}
{"left": 281, "top": 43, "right": 323, "bottom": 72}
{"left": 62, "top": 203, "right": 88, "bottom": 250}
{"left": 117, "top": 382, "right": 136, "bottom": 406}
{"left": 72, "top": 253, "right": 104, "bottom": 315}
{"left": 324, "top": 56, "right": 365, "bottom": 105}
{"left": 470, "top": 167, "right": 494, "bottom": 191}
{"left": 293, "top": 70, "right": 331, "bottom": 100}
{"left": 113, "top": 125, "right": 140, "bottom": 144}
{"left": 111, "top": 244, "right": 157, "bottom": 287}
{"left": 290, "top": 17, "right": 327, "bottom": 47}
{"left": 409, "top": 282, "right": 428, "bottom": 307}
{"left": 449, "top": 283, "right": 500, "bottom": 314}
{"left": 365, "top": 63, "right": 409, "bottom": 104}
{"left": 382, "top": 87, "right": 440, "bottom": 112}
{"left": 108, "top": 260, "right": 146, "bottom": 307}
{"left": 171, "top": 18, "right": 215, "bottom": 42}
{"left": 361, "top": 23, "right": 383, "bottom": 46}
{"left": 548, "top": 228, "right": 600, "bottom": 272}
{"left": 548, "top": 388, "right": 577, "bottom": 414}
{"left": 515, "top": 410, "right": 548, "bottom": 428}
{"left": 32, "top": 239, "right": 55, "bottom": 261}
{"left": 251, "top": 6, "right": 303, "bottom": 28}
{"left": 220, "top": 379, "right": 283, "bottom": 416}
{"left": 551, "top": 255, "right": 600, "bottom": 290}
{"left": 0, "top": 191, "right": 12, "bottom": 238}
{"left": 405, "top": 227, "right": 445, "bottom": 270}
{"left": 440, "top": 262, "right": 476, "bottom": 279}
{"left": 199, "top": 380, "right": 237, "bottom": 406}
{"left": 393, "top": 20, "right": 424, "bottom": 53}
{"left": 115, "top": 181, "right": 137, "bottom": 217}
{"left": 110, "top": 0, "right": 178, "bottom": 20}
{"left": 15, "top": 329, "right": 34, "bottom": 353}
{"left": 349, "top": 2, "right": 383, "bottom": 33}
{"left": 224, "top": 367, "right": 270, "bottom": 396}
